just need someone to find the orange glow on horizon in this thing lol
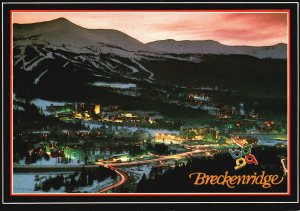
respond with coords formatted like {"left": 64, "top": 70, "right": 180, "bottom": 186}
{"left": 12, "top": 11, "right": 288, "bottom": 46}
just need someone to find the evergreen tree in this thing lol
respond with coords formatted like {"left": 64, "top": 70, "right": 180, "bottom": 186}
{"left": 41, "top": 179, "right": 50, "bottom": 192}
{"left": 84, "top": 155, "right": 89, "bottom": 165}
{"left": 34, "top": 182, "right": 40, "bottom": 191}
{"left": 111, "top": 171, "right": 117, "bottom": 180}
{"left": 69, "top": 174, "right": 77, "bottom": 191}
{"left": 80, "top": 166, "right": 88, "bottom": 186}
{"left": 149, "top": 167, "right": 155, "bottom": 179}
{"left": 141, "top": 173, "right": 146, "bottom": 182}
{"left": 64, "top": 180, "right": 73, "bottom": 193}
{"left": 88, "top": 171, "right": 94, "bottom": 186}
{"left": 52, "top": 175, "right": 62, "bottom": 190}
{"left": 25, "top": 152, "right": 31, "bottom": 164}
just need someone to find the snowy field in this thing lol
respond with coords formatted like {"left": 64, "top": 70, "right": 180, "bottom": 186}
{"left": 16, "top": 157, "right": 85, "bottom": 166}
{"left": 121, "top": 165, "right": 152, "bottom": 183}
{"left": 257, "top": 139, "right": 287, "bottom": 146}
{"left": 31, "top": 98, "right": 66, "bottom": 110}
{"left": 31, "top": 98, "right": 67, "bottom": 116}
{"left": 84, "top": 122, "right": 179, "bottom": 136}
{"left": 13, "top": 172, "right": 70, "bottom": 193}
{"left": 13, "top": 172, "right": 116, "bottom": 194}
{"left": 90, "top": 81, "right": 136, "bottom": 89}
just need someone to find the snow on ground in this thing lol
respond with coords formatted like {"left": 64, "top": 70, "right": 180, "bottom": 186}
{"left": 63, "top": 61, "right": 69, "bottom": 68}
{"left": 13, "top": 173, "right": 116, "bottom": 193}
{"left": 14, "top": 56, "right": 24, "bottom": 66}
{"left": 13, "top": 172, "right": 70, "bottom": 193}
{"left": 13, "top": 105, "right": 25, "bottom": 111}
{"left": 16, "top": 157, "right": 85, "bottom": 166}
{"left": 258, "top": 139, "right": 287, "bottom": 146}
{"left": 31, "top": 98, "right": 66, "bottom": 111}
{"left": 22, "top": 56, "right": 39, "bottom": 69}
{"left": 24, "top": 52, "right": 54, "bottom": 71}
{"left": 83, "top": 121, "right": 179, "bottom": 136}
{"left": 79, "top": 178, "right": 115, "bottom": 193}
{"left": 122, "top": 165, "right": 152, "bottom": 182}
{"left": 110, "top": 58, "right": 139, "bottom": 74}
{"left": 90, "top": 82, "right": 136, "bottom": 89}
{"left": 34, "top": 69, "right": 48, "bottom": 84}
{"left": 92, "top": 73, "right": 111, "bottom": 78}
{"left": 33, "top": 45, "right": 46, "bottom": 57}
{"left": 118, "top": 126, "right": 180, "bottom": 136}
{"left": 96, "top": 61, "right": 118, "bottom": 73}
{"left": 83, "top": 122, "right": 102, "bottom": 129}
{"left": 129, "top": 58, "right": 154, "bottom": 80}
{"left": 53, "top": 52, "right": 81, "bottom": 65}
{"left": 95, "top": 45, "right": 141, "bottom": 59}
{"left": 187, "top": 104, "right": 219, "bottom": 115}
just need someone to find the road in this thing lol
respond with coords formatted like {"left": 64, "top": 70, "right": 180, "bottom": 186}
{"left": 97, "top": 167, "right": 128, "bottom": 193}
{"left": 96, "top": 148, "right": 216, "bottom": 192}
{"left": 14, "top": 148, "right": 216, "bottom": 193}
{"left": 97, "top": 149, "right": 215, "bottom": 167}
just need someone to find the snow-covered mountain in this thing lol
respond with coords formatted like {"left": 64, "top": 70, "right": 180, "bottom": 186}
{"left": 145, "top": 39, "right": 287, "bottom": 59}
{"left": 13, "top": 17, "right": 287, "bottom": 101}
{"left": 14, "top": 17, "right": 287, "bottom": 59}
{"left": 14, "top": 17, "right": 153, "bottom": 52}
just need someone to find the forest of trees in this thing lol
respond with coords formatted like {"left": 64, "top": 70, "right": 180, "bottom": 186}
{"left": 34, "top": 166, "right": 117, "bottom": 193}
{"left": 136, "top": 146, "right": 287, "bottom": 193}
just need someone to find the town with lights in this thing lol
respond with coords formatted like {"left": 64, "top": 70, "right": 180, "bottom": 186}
{"left": 13, "top": 88, "right": 288, "bottom": 193}
{"left": 12, "top": 14, "right": 288, "bottom": 194}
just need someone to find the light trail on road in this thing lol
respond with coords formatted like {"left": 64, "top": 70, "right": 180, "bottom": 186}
{"left": 14, "top": 148, "right": 216, "bottom": 193}
{"left": 97, "top": 149, "right": 215, "bottom": 167}
{"left": 96, "top": 148, "right": 216, "bottom": 192}
{"left": 97, "top": 167, "right": 128, "bottom": 193}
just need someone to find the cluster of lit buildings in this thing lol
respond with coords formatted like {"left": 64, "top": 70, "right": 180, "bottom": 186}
{"left": 46, "top": 102, "right": 167, "bottom": 127}
{"left": 154, "top": 127, "right": 222, "bottom": 144}
{"left": 46, "top": 102, "right": 101, "bottom": 121}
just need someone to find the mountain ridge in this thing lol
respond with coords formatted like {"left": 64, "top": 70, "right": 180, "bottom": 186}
{"left": 145, "top": 39, "right": 287, "bottom": 59}
{"left": 13, "top": 17, "right": 287, "bottom": 59}
{"left": 13, "top": 17, "right": 153, "bottom": 52}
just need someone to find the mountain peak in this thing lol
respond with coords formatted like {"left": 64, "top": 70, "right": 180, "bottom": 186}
{"left": 13, "top": 17, "right": 152, "bottom": 52}
{"left": 54, "top": 17, "right": 69, "bottom": 22}
{"left": 47, "top": 17, "right": 79, "bottom": 27}
{"left": 49, "top": 17, "right": 74, "bottom": 24}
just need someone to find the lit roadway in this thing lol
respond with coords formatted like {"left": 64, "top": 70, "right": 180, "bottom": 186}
{"left": 96, "top": 148, "right": 216, "bottom": 167}
{"left": 97, "top": 167, "right": 128, "bottom": 193}
{"left": 14, "top": 148, "right": 217, "bottom": 193}
{"left": 96, "top": 148, "right": 217, "bottom": 192}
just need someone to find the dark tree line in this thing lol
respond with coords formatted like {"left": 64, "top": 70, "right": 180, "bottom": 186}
{"left": 35, "top": 165, "right": 118, "bottom": 193}
{"left": 136, "top": 146, "right": 287, "bottom": 193}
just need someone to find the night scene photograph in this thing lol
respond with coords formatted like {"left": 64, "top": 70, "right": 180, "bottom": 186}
{"left": 12, "top": 11, "right": 288, "bottom": 194}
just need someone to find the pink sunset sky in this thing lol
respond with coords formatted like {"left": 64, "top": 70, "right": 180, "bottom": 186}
{"left": 12, "top": 11, "right": 288, "bottom": 46}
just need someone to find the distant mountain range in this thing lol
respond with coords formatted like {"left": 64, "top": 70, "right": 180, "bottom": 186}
{"left": 146, "top": 40, "right": 287, "bottom": 59}
{"left": 13, "top": 17, "right": 287, "bottom": 101}
{"left": 14, "top": 17, "right": 287, "bottom": 59}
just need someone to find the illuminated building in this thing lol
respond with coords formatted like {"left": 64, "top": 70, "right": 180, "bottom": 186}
{"left": 155, "top": 133, "right": 184, "bottom": 144}
{"left": 95, "top": 104, "right": 101, "bottom": 114}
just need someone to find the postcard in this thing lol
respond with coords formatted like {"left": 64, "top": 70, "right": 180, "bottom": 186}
{"left": 1, "top": 1, "right": 299, "bottom": 209}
